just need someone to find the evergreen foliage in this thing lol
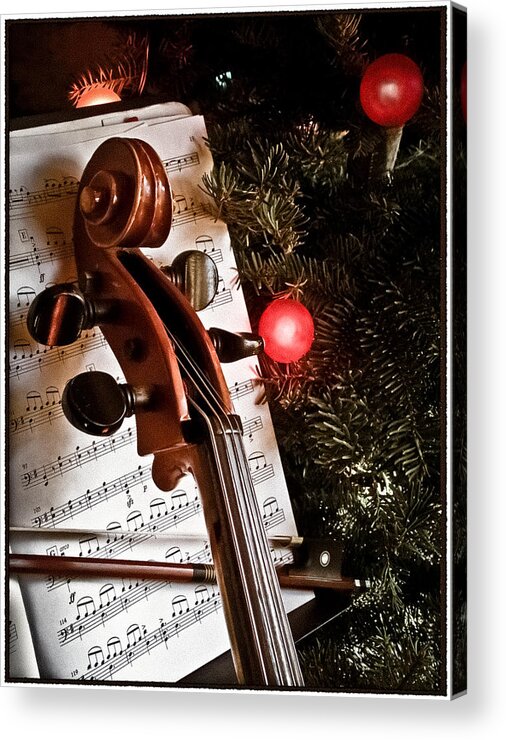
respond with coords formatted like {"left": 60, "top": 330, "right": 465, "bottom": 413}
{"left": 183, "top": 10, "right": 447, "bottom": 693}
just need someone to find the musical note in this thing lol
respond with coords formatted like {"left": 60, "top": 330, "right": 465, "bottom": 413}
{"left": 194, "top": 585, "right": 210, "bottom": 606}
{"left": 106, "top": 521, "right": 123, "bottom": 535}
{"left": 248, "top": 451, "right": 275, "bottom": 486}
{"left": 9, "top": 328, "right": 108, "bottom": 379}
{"left": 21, "top": 427, "right": 136, "bottom": 488}
{"left": 26, "top": 390, "right": 43, "bottom": 412}
{"left": 149, "top": 498, "right": 168, "bottom": 520}
{"left": 270, "top": 547, "right": 294, "bottom": 567}
{"left": 171, "top": 193, "right": 207, "bottom": 228}
{"left": 46, "top": 226, "right": 67, "bottom": 247}
{"left": 16, "top": 285, "right": 36, "bottom": 307}
{"left": 45, "top": 385, "right": 60, "bottom": 405}
{"left": 79, "top": 535, "right": 100, "bottom": 557}
{"left": 12, "top": 338, "right": 32, "bottom": 361}
{"left": 228, "top": 379, "right": 255, "bottom": 400}
{"left": 203, "top": 275, "right": 232, "bottom": 311}
{"left": 11, "top": 286, "right": 37, "bottom": 329}
{"left": 163, "top": 151, "right": 200, "bottom": 173}
{"left": 76, "top": 595, "right": 95, "bottom": 620}
{"left": 9, "top": 176, "right": 79, "bottom": 216}
{"left": 172, "top": 595, "right": 189, "bottom": 617}
{"left": 165, "top": 547, "right": 184, "bottom": 563}
{"left": 126, "top": 623, "right": 145, "bottom": 647}
{"left": 262, "top": 497, "right": 286, "bottom": 529}
{"left": 31, "top": 465, "right": 153, "bottom": 528}
{"left": 87, "top": 645, "right": 104, "bottom": 670}
{"left": 170, "top": 490, "right": 189, "bottom": 510}
{"left": 99, "top": 584, "right": 116, "bottom": 608}
{"left": 195, "top": 235, "right": 223, "bottom": 264}
{"left": 10, "top": 398, "right": 64, "bottom": 436}
{"left": 48, "top": 535, "right": 210, "bottom": 597}
{"left": 263, "top": 497, "right": 279, "bottom": 517}
{"left": 242, "top": 415, "right": 263, "bottom": 440}
{"left": 9, "top": 239, "right": 74, "bottom": 271}
{"left": 9, "top": 186, "right": 31, "bottom": 208}
{"left": 81, "top": 592, "right": 223, "bottom": 680}
{"left": 59, "top": 579, "right": 168, "bottom": 645}
{"left": 106, "top": 636, "right": 122, "bottom": 659}
{"left": 173, "top": 194, "right": 188, "bottom": 215}
{"left": 126, "top": 510, "right": 144, "bottom": 532}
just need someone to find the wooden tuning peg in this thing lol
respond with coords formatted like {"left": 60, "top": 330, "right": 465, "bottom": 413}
{"left": 208, "top": 327, "right": 264, "bottom": 363}
{"left": 27, "top": 283, "right": 113, "bottom": 347}
{"left": 62, "top": 371, "right": 151, "bottom": 437}
{"left": 161, "top": 250, "right": 218, "bottom": 311}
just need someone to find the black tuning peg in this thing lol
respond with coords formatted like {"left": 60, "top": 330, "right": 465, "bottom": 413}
{"left": 27, "top": 283, "right": 112, "bottom": 347}
{"left": 63, "top": 371, "right": 150, "bottom": 437}
{"left": 161, "top": 250, "right": 218, "bottom": 311}
{"left": 208, "top": 327, "right": 264, "bottom": 363}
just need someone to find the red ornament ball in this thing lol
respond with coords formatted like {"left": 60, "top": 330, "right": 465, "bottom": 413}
{"left": 360, "top": 53, "right": 424, "bottom": 127}
{"left": 258, "top": 298, "right": 314, "bottom": 363}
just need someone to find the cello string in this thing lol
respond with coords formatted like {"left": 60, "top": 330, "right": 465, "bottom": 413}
{"left": 161, "top": 322, "right": 253, "bottom": 514}
{"left": 162, "top": 324, "right": 267, "bottom": 543}
{"left": 162, "top": 322, "right": 292, "bottom": 665}
{"left": 186, "top": 390, "right": 289, "bottom": 679}
{"left": 161, "top": 322, "right": 276, "bottom": 552}
{"left": 161, "top": 322, "right": 282, "bottom": 564}
{"left": 163, "top": 325, "right": 230, "bottom": 419}
{"left": 163, "top": 323, "right": 257, "bottom": 519}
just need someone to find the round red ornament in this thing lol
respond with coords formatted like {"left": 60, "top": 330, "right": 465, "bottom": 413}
{"left": 360, "top": 53, "right": 424, "bottom": 127}
{"left": 258, "top": 298, "right": 314, "bottom": 363}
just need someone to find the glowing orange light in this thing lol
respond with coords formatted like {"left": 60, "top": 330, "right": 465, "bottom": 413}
{"left": 76, "top": 88, "right": 122, "bottom": 108}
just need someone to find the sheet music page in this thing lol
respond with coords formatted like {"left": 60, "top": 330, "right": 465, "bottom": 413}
{"left": 8, "top": 575, "right": 40, "bottom": 679}
{"left": 8, "top": 110, "right": 312, "bottom": 683}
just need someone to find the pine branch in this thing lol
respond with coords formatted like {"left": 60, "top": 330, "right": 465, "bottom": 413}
{"left": 235, "top": 246, "right": 357, "bottom": 297}
{"left": 201, "top": 140, "right": 308, "bottom": 253}
{"left": 231, "top": 18, "right": 283, "bottom": 49}
{"left": 315, "top": 13, "right": 368, "bottom": 75}
{"left": 68, "top": 32, "right": 149, "bottom": 106}
{"left": 300, "top": 596, "right": 442, "bottom": 692}
{"left": 157, "top": 23, "right": 194, "bottom": 70}
{"left": 198, "top": 14, "right": 445, "bottom": 692}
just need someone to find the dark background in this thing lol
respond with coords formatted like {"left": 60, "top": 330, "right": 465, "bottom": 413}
{"left": 7, "top": 10, "right": 445, "bottom": 124}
